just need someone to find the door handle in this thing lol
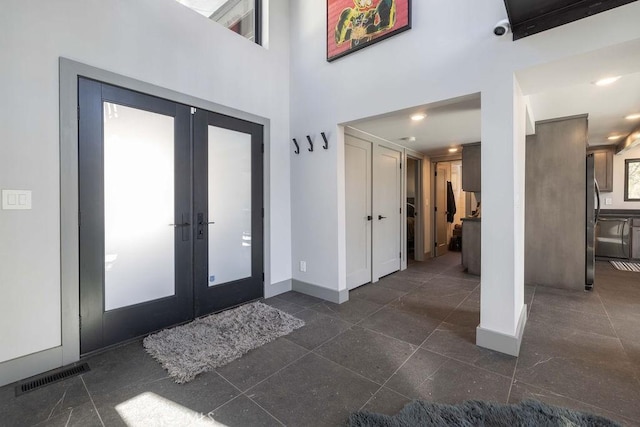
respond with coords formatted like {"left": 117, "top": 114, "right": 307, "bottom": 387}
{"left": 378, "top": 215, "right": 387, "bottom": 220}
{"left": 367, "top": 216, "right": 372, "bottom": 221}
{"left": 170, "top": 214, "right": 190, "bottom": 241}
{"left": 196, "top": 213, "right": 215, "bottom": 240}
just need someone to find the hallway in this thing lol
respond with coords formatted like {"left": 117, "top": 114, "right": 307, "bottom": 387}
{"left": 1, "top": 254, "right": 639, "bottom": 426}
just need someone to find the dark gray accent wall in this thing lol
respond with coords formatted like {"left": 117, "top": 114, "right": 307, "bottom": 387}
{"left": 525, "top": 115, "right": 587, "bottom": 289}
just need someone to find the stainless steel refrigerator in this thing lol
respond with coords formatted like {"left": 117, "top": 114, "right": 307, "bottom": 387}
{"left": 586, "top": 153, "right": 600, "bottom": 290}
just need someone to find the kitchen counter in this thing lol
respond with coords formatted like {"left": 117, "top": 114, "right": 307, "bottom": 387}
{"left": 462, "top": 217, "right": 481, "bottom": 222}
{"left": 462, "top": 218, "right": 481, "bottom": 275}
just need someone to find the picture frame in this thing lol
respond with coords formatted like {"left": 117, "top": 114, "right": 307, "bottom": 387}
{"left": 327, "top": 0, "right": 412, "bottom": 62}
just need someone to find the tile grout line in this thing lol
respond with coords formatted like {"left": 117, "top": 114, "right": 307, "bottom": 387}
{"left": 506, "top": 285, "right": 537, "bottom": 403}
{"left": 281, "top": 265, "right": 482, "bottom": 412}
{"left": 311, "top": 351, "right": 385, "bottom": 388}
{"left": 234, "top": 348, "right": 313, "bottom": 395}
{"left": 593, "top": 288, "right": 640, "bottom": 386}
{"left": 79, "top": 376, "right": 105, "bottom": 427}
{"left": 64, "top": 408, "right": 73, "bottom": 427}
{"left": 512, "top": 378, "right": 637, "bottom": 425}
{"left": 211, "top": 371, "right": 287, "bottom": 426}
{"left": 242, "top": 396, "right": 287, "bottom": 427}
{"left": 358, "top": 281, "right": 480, "bottom": 410}
{"left": 408, "top": 283, "right": 487, "bottom": 391}
{"left": 417, "top": 347, "right": 515, "bottom": 382}
{"left": 239, "top": 267, "right": 479, "bottom": 416}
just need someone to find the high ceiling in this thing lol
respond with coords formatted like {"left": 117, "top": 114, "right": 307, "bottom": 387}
{"left": 347, "top": 39, "right": 640, "bottom": 156}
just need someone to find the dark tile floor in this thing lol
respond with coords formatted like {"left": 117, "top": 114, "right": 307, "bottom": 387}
{"left": 2, "top": 254, "right": 640, "bottom": 426}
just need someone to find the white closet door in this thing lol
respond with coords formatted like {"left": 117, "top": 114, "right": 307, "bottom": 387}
{"left": 345, "top": 135, "right": 373, "bottom": 289}
{"left": 373, "top": 143, "right": 402, "bottom": 279}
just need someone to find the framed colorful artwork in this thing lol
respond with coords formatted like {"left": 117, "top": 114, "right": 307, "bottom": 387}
{"left": 327, "top": 0, "right": 412, "bottom": 62}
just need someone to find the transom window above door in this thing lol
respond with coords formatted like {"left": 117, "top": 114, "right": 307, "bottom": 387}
{"left": 175, "top": 0, "right": 261, "bottom": 44}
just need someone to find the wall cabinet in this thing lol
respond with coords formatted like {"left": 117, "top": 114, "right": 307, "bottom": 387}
{"left": 588, "top": 146, "right": 614, "bottom": 192}
{"left": 462, "top": 143, "right": 481, "bottom": 192}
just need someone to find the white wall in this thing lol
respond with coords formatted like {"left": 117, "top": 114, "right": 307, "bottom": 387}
{"left": 289, "top": 0, "right": 640, "bottom": 293}
{"left": 601, "top": 145, "right": 640, "bottom": 209}
{"left": 0, "top": 0, "right": 291, "bottom": 364}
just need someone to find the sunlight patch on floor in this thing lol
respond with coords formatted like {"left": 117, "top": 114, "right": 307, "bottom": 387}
{"left": 115, "top": 392, "right": 228, "bottom": 427}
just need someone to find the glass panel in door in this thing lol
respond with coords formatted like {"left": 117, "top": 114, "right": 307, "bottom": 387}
{"left": 207, "top": 126, "right": 252, "bottom": 287}
{"left": 103, "top": 103, "right": 176, "bottom": 310}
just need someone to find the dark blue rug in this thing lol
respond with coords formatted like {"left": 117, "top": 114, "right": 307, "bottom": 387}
{"left": 348, "top": 400, "right": 620, "bottom": 427}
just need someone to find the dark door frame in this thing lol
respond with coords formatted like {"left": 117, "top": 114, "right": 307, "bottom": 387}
{"left": 78, "top": 78, "right": 194, "bottom": 354}
{"left": 54, "top": 58, "right": 271, "bottom": 374}
{"left": 78, "top": 77, "right": 265, "bottom": 355}
{"left": 193, "top": 110, "right": 264, "bottom": 316}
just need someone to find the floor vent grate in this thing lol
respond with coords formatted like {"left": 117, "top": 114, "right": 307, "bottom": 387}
{"left": 15, "top": 363, "right": 90, "bottom": 396}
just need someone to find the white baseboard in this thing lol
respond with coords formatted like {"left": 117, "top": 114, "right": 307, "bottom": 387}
{"left": 476, "top": 305, "right": 527, "bottom": 357}
{"left": 292, "top": 280, "right": 349, "bottom": 304}
{"left": 264, "top": 279, "right": 292, "bottom": 298}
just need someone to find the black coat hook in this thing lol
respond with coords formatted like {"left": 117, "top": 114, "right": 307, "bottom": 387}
{"left": 292, "top": 138, "right": 300, "bottom": 154}
{"left": 321, "top": 132, "right": 329, "bottom": 150}
{"left": 306, "top": 135, "right": 314, "bottom": 152}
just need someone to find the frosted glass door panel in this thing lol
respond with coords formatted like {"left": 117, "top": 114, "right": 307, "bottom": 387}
{"left": 208, "top": 126, "right": 252, "bottom": 286}
{"left": 104, "top": 102, "right": 176, "bottom": 311}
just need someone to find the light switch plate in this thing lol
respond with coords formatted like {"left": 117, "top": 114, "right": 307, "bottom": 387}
{"left": 605, "top": 198, "right": 613, "bottom": 205}
{"left": 2, "top": 190, "right": 32, "bottom": 210}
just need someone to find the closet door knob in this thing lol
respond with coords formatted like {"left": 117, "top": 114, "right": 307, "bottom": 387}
{"left": 378, "top": 215, "right": 387, "bottom": 220}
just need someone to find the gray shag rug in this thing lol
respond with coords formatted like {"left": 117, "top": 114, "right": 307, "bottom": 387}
{"left": 143, "top": 301, "right": 305, "bottom": 383}
{"left": 348, "top": 400, "right": 620, "bottom": 427}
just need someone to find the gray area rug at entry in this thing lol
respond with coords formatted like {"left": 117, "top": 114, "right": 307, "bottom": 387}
{"left": 143, "top": 301, "right": 305, "bottom": 383}
{"left": 348, "top": 400, "right": 620, "bottom": 427}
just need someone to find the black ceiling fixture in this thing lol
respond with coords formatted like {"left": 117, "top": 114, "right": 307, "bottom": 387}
{"left": 503, "top": 0, "right": 638, "bottom": 40}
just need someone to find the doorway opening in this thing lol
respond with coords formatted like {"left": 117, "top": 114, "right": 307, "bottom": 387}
{"left": 343, "top": 93, "right": 481, "bottom": 283}
{"left": 405, "top": 156, "right": 423, "bottom": 263}
{"left": 433, "top": 160, "right": 466, "bottom": 258}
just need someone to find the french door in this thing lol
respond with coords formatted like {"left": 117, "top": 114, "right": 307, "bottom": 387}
{"left": 78, "top": 78, "right": 263, "bottom": 354}
{"left": 193, "top": 110, "right": 263, "bottom": 316}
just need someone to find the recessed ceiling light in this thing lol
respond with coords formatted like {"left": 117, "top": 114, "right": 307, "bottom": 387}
{"left": 400, "top": 136, "right": 416, "bottom": 142}
{"left": 448, "top": 148, "right": 458, "bottom": 153}
{"left": 411, "top": 114, "right": 426, "bottom": 121}
{"left": 607, "top": 135, "right": 623, "bottom": 141}
{"left": 594, "top": 76, "right": 621, "bottom": 86}
{"left": 626, "top": 113, "right": 640, "bottom": 120}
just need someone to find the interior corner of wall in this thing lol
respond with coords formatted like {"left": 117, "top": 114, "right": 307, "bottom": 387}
{"left": 525, "top": 102, "right": 536, "bottom": 136}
